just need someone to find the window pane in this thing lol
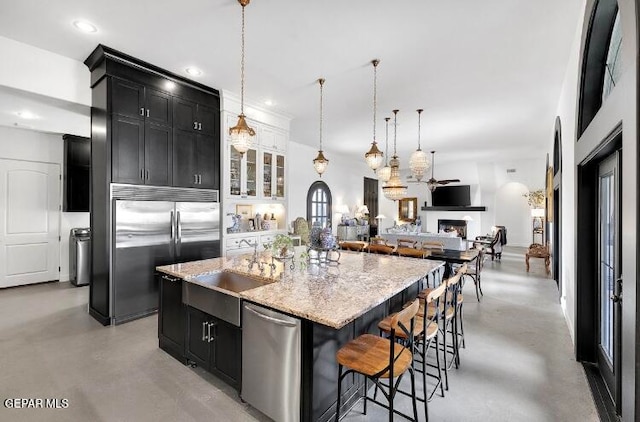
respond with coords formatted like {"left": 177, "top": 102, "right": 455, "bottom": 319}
{"left": 603, "top": 11, "right": 623, "bottom": 101}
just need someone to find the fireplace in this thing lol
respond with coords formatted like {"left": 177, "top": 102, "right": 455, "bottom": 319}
{"left": 438, "top": 219, "right": 468, "bottom": 240}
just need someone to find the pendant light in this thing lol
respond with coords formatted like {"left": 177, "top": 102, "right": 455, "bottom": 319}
{"left": 409, "top": 109, "right": 430, "bottom": 182}
{"left": 364, "top": 59, "right": 384, "bottom": 171}
{"left": 313, "top": 78, "right": 329, "bottom": 176}
{"left": 376, "top": 117, "right": 392, "bottom": 182}
{"left": 382, "top": 110, "right": 407, "bottom": 201}
{"left": 229, "top": 0, "right": 256, "bottom": 155}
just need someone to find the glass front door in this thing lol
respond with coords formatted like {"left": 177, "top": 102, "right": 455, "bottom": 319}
{"left": 597, "top": 153, "right": 621, "bottom": 410}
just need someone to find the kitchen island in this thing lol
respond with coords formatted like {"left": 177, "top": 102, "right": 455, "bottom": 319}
{"left": 156, "top": 251, "right": 443, "bottom": 422}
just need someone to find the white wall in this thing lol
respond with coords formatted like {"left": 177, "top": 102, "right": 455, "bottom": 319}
{"left": 378, "top": 157, "right": 545, "bottom": 245}
{"left": 287, "top": 141, "right": 373, "bottom": 230}
{"left": 0, "top": 36, "right": 90, "bottom": 106}
{"left": 0, "top": 126, "right": 89, "bottom": 282}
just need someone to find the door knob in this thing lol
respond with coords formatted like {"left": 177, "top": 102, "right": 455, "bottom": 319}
{"left": 611, "top": 294, "right": 622, "bottom": 303}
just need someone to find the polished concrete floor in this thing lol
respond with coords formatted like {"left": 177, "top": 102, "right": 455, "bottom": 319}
{"left": 0, "top": 247, "right": 598, "bottom": 422}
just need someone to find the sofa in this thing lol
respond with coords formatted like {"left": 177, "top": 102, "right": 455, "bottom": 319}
{"left": 379, "top": 228, "right": 467, "bottom": 251}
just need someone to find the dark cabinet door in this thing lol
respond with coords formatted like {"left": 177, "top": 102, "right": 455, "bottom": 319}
{"left": 196, "top": 134, "right": 219, "bottom": 189}
{"left": 112, "top": 116, "right": 144, "bottom": 184}
{"left": 172, "top": 129, "right": 197, "bottom": 188}
{"left": 174, "top": 98, "right": 198, "bottom": 132}
{"left": 112, "top": 78, "right": 144, "bottom": 119}
{"left": 146, "top": 88, "right": 172, "bottom": 127}
{"left": 197, "top": 104, "right": 219, "bottom": 136}
{"left": 211, "top": 318, "right": 241, "bottom": 389}
{"left": 158, "top": 275, "right": 185, "bottom": 357}
{"left": 186, "top": 307, "right": 211, "bottom": 370}
{"left": 144, "top": 123, "right": 172, "bottom": 186}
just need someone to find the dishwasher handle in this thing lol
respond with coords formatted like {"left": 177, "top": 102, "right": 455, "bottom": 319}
{"left": 244, "top": 305, "right": 298, "bottom": 327}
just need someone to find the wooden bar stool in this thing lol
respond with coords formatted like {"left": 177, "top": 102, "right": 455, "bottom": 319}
{"left": 335, "top": 299, "right": 421, "bottom": 422}
{"left": 462, "top": 247, "right": 484, "bottom": 302}
{"left": 378, "top": 283, "right": 447, "bottom": 418}
{"left": 366, "top": 237, "right": 396, "bottom": 255}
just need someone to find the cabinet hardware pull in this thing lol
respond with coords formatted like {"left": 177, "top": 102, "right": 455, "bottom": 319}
{"left": 194, "top": 174, "right": 197, "bottom": 184}
{"left": 208, "top": 321, "right": 217, "bottom": 342}
{"left": 202, "top": 321, "right": 207, "bottom": 341}
{"left": 140, "top": 107, "right": 144, "bottom": 116}
{"left": 140, "top": 169, "right": 144, "bottom": 180}
{"left": 145, "top": 169, "right": 149, "bottom": 180}
{"left": 193, "top": 122, "right": 198, "bottom": 130}
{"left": 198, "top": 122, "right": 202, "bottom": 131}
{"left": 146, "top": 109, "right": 150, "bottom": 118}
{"left": 198, "top": 174, "right": 202, "bottom": 184}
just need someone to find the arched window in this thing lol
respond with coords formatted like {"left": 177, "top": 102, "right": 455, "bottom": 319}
{"left": 578, "top": 0, "right": 620, "bottom": 137}
{"left": 306, "top": 181, "right": 332, "bottom": 228}
{"left": 602, "top": 11, "right": 622, "bottom": 101}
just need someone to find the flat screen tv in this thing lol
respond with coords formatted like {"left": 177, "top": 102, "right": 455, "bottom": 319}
{"left": 431, "top": 185, "right": 471, "bottom": 207}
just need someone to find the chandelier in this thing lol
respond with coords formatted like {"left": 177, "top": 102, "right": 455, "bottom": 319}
{"left": 229, "top": 0, "right": 256, "bottom": 155}
{"left": 313, "top": 78, "right": 329, "bottom": 176}
{"left": 382, "top": 110, "right": 407, "bottom": 201}
{"left": 409, "top": 108, "right": 430, "bottom": 182}
{"left": 376, "top": 117, "right": 391, "bottom": 182}
{"left": 364, "top": 59, "right": 384, "bottom": 171}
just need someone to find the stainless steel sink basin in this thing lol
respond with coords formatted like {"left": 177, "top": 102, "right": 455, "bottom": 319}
{"left": 183, "top": 272, "right": 271, "bottom": 327}
{"left": 192, "top": 272, "right": 271, "bottom": 293}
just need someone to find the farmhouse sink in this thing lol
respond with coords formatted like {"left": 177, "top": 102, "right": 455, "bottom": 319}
{"left": 183, "top": 271, "right": 272, "bottom": 327}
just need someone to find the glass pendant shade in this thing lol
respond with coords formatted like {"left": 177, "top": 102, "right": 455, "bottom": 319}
{"left": 365, "top": 142, "right": 384, "bottom": 170}
{"left": 313, "top": 150, "right": 329, "bottom": 176}
{"left": 409, "top": 149, "right": 430, "bottom": 182}
{"left": 229, "top": 114, "right": 256, "bottom": 154}
{"left": 377, "top": 165, "right": 391, "bottom": 182}
{"left": 382, "top": 160, "right": 407, "bottom": 201}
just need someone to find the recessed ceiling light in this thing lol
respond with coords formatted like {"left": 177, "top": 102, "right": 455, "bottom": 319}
{"left": 164, "top": 81, "right": 177, "bottom": 91}
{"left": 264, "top": 100, "right": 274, "bottom": 106}
{"left": 72, "top": 20, "right": 97, "bottom": 33}
{"left": 16, "top": 111, "right": 38, "bottom": 120}
{"left": 185, "top": 67, "right": 202, "bottom": 76}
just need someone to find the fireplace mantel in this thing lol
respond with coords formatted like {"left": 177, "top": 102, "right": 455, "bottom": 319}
{"left": 421, "top": 206, "right": 487, "bottom": 211}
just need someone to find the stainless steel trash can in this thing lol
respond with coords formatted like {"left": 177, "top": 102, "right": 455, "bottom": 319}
{"left": 70, "top": 228, "right": 91, "bottom": 286}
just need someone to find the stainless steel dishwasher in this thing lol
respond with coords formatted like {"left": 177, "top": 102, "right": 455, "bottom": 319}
{"left": 242, "top": 303, "right": 301, "bottom": 422}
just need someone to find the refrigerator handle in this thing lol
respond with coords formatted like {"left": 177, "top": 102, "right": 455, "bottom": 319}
{"left": 170, "top": 211, "right": 175, "bottom": 242}
{"left": 176, "top": 211, "right": 182, "bottom": 245}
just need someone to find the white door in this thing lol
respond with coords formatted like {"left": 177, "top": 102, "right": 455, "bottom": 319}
{"left": 0, "top": 159, "right": 60, "bottom": 288}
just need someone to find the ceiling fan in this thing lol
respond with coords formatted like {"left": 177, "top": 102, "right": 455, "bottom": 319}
{"left": 407, "top": 151, "right": 460, "bottom": 191}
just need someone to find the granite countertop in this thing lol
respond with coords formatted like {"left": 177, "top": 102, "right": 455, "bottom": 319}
{"left": 156, "top": 252, "right": 443, "bottom": 329}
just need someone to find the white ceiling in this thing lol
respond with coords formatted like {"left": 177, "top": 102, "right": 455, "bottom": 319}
{"left": 0, "top": 0, "right": 582, "bottom": 165}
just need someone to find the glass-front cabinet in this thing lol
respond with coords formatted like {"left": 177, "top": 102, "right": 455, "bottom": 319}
{"left": 228, "top": 146, "right": 257, "bottom": 199}
{"left": 261, "top": 151, "right": 285, "bottom": 200}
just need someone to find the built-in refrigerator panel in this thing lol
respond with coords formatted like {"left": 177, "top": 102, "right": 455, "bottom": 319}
{"left": 175, "top": 202, "right": 221, "bottom": 262}
{"left": 113, "top": 200, "right": 175, "bottom": 323}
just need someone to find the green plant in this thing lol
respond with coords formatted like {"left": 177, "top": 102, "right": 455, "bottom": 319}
{"left": 523, "top": 189, "right": 545, "bottom": 208}
{"left": 270, "top": 234, "right": 294, "bottom": 257}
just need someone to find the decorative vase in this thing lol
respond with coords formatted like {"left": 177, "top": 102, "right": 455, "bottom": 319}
{"left": 320, "top": 227, "right": 335, "bottom": 249}
{"left": 310, "top": 226, "right": 323, "bottom": 248}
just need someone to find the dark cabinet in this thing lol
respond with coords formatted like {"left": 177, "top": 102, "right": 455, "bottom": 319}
{"left": 63, "top": 135, "right": 90, "bottom": 212}
{"left": 112, "top": 115, "right": 144, "bottom": 184}
{"left": 172, "top": 130, "right": 219, "bottom": 189}
{"left": 185, "top": 305, "right": 241, "bottom": 390}
{"left": 158, "top": 274, "right": 186, "bottom": 362}
{"left": 111, "top": 110, "right": 172, "bottom": 185}
{"left": 112, "top": 78, "right": 172, "bottom": 126}
{"left": 144, "top": 123, "right": 172, "bottom": 186}
{"left": 112, "top": 79, "right": 144, "bottom": 118}
{"left": 173, "top": 98, "right": 219, "bottom": 135}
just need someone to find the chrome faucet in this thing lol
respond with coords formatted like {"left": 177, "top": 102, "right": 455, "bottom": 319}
{"left": 239, "top": 239, "right": 261, "bottom": 270}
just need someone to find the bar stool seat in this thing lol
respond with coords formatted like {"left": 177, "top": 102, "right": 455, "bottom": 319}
{"left": 336, "top": 334, "right": 413, "bottom": 378}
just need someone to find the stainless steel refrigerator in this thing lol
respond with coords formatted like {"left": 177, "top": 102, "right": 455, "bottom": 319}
{"left": 110, "top": 185, "right": 220, "bottom": 324}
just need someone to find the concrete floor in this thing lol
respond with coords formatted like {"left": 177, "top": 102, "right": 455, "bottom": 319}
{"left": 0, "top": 247, "right": 598, "bottom": 422}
